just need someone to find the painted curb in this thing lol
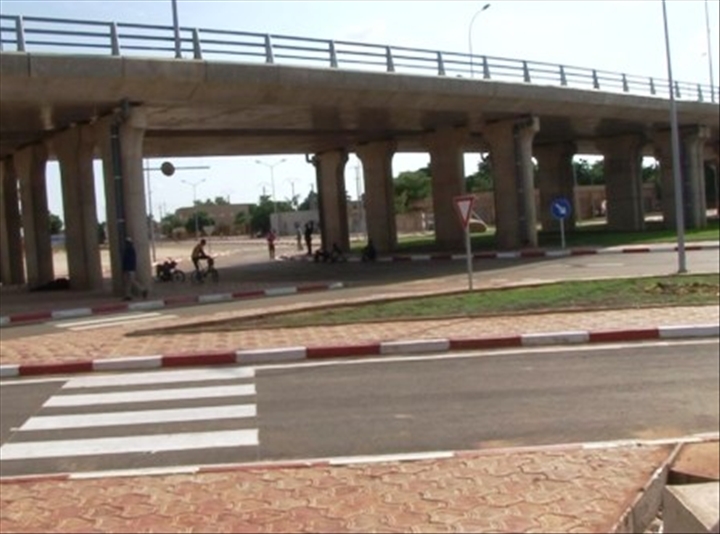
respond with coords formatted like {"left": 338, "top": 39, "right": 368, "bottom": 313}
{"left": 1, "top": 324, "right": 717, "bottom": 379}
{"left": 0, "top": 282, "right": 344, "bottom": 329}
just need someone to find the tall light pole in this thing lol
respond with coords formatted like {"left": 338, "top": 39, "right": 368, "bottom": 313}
{"left": 181, "top": 178, "right": 207, "bottom": 238}
{"left": 255, "top": 158, "right": 287, "bottom": 232}
{"left": 705, "top": 0, "right": 715, "bottom": 104}
{"left": 468, "top": 3, "right": 491, "bottom": 78}
{"left": 662, "top": 0, "right": 687, "bottom": 274}
{"left": 171, "top": 0, "right": 181, "bottom": 59}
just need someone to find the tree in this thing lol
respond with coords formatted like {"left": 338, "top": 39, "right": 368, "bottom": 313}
{"left": 573, "top": 159, "right": 604, "bottom": 186}
{"left": 160, "top": 214, "right": 184, "bottom": 237}
{"left": 48, "top": 213, "right": 63, "bottom": 235}
{"left": 393, "top": 167, "right": 432, "bottom": 213}
{"left": 466, "top": 158, "right": 493, "bottom": 192}
{"left": 184, "top": 211, "right": 215, "bottom": 236}
{"left": 298, "top": 190, "right": 319, "bottom": 211}
{"left": 249, "top": 195, "right": 274, "bottom": 234}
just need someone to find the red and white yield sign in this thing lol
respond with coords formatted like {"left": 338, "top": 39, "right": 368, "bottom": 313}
{"left": 453, "top": 195, "right": 476, "bottom": 229}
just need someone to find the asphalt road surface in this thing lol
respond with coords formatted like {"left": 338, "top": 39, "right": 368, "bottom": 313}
{"left": 1, "top": 339, "right": 717, "bottom": 478}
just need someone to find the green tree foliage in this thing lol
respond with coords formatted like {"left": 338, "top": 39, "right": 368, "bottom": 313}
{"left": 573, "top": 159, "right": 605, "bottom": 186}
{"left": 194, "top": 197, "right": 230, "bottom": 206}
{"left": 249, "top": 195, "right": 273, "bottom": 234}
{"left": 465, "top": 158, "right": 493, "bottom": 192}
{"left": 184, "top": 211, "right": 215, "bottom": 235}
{"left": 160, "top": 214, "right": 184, "bottom": 237}
{"left": 298, "top": 190, "right": 318, "bottom": 211}
{"left": 48, "top": 213, "right": 63, "bottom": 234}
{"left": 393, "top": 167, "right": 432, "bottom": 213}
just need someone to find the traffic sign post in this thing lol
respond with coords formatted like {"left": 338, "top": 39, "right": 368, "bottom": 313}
{"left": 454, "top": 195, "right": 476, "bottom": 291}
{"left": 550, "top": 197, "right": 572, "bottom": 249}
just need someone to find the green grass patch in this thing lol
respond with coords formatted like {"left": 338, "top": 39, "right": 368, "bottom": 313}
{"left": 147, "top": 274, "right": 719, "bottom": 335}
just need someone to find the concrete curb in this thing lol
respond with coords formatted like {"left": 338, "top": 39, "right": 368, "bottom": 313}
{"left": 0, "top": 282, "right": 344, "bottom": 329}
{"left": 1, "top": 433, "right": 715, "bottom": 485}
{"left": 281, "top": 243, "right": 720, "bottom": 263}
{"left": 1, "top": 323, "right": 717, "bottom": 378}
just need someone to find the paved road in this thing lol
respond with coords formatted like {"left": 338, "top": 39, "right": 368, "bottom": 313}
{"left": 1, "top": 339, "right": 717, "bottom": 478}
{"left": 3, "top": 249, "right": 718, "bottom": 340}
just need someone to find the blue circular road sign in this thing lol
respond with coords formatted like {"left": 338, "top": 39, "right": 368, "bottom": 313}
{"left": 550, "top": 197, "right": 572, "bottom": 220}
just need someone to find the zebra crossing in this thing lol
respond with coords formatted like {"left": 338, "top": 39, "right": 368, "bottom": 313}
{"left": 0, "top": 367, "right": 259, "bottom": 476}
{"left": 52, "top": 311, "right": 177, "bottom": 331}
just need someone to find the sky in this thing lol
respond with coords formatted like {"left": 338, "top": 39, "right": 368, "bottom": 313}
{"left": 1, "top": 0, "right": 719, "bottom": 223}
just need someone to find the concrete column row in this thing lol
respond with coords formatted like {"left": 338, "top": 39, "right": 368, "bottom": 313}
{"left": 0, "top": 108, "right": 150, "bottom": 293}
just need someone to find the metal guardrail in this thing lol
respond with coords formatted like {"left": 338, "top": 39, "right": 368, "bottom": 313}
{"left": 1, "top": 14, "right": 718, "bottom": 103}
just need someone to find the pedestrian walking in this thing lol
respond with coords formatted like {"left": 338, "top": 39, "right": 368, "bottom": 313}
{"left": 267, "top": 229, "right": 277, "bottom": 260}
{"left": 122, "top": 237, "right": 148, "bottom": 301}
{"left": 304, "top": 221, "right": 314, "bottom": 255}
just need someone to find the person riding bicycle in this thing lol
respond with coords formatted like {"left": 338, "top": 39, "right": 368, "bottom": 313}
{"left": 191, "top": 238, "right": 211, "bottom": 274}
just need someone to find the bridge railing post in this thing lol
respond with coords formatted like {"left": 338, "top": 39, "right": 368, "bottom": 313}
{"left": 15, "top": 15, "right": 26, "bottom": 52}
{"left": 192, "top": 28, "right": 202, "bottom": 59}
{"left": 649, "top": 77, "right": 656, "bottom": 95}
{"left": 522, "top": 60, "right": 531, "bottom": 83}
{"left": 385, "top": 46, "right": 395, "bottom": 72}
{"left": 329, "top": 41, "right": 338, "bottom": 68}
{"left": 622, "top": 73, "right": 628, "bottom": 92}
{"left": 697, "top": 84, "right": 703, "bottom": 102}
{"left": 674, "top": 81, "right": 681, "bottom": 99}
{"left": 559, "top": 65, "right": 567, "bottom": 86}
{"left": 264, "top": 34, "right": 274, "bottom": 64}
{"left": 437, "top": 51, "right": 445, "bottom": 76}
{"left": 110, "top": 22, "right": 120, "bottom": 56}
{"left": 482, "top": 56, "right": 490, "bottom": 79}
{"left": 592, "top": 69, "right": 599, "bottom": 89}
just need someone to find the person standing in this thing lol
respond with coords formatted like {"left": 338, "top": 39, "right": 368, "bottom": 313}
{"left": 304, "top": 221, "right": 314, "bottom": 255}
{"left": 295, "top": 223, "right": 303, "bottom": 251}
{"left": 266, "top": 229, "right": 277, "bottom": 260}
{"left": 122, "top": 237, "right": 148, "bottom": 301}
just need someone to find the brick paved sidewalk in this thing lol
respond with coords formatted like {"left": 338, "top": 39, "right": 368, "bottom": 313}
{"left": 0, "top": 443, "right": 673, "bottom": 533}
{"left": 1, "top": 303, "right": 717, "bottom": 366}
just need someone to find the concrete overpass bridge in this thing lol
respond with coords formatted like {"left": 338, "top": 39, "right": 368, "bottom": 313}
{"left": 1, "top": 14, "right": 719, "bottom": 294}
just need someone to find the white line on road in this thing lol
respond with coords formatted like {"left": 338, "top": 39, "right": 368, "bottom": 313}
{"left": 0, "top": 429, "right": 259, "bottom": 460}
{"left": 18, "top": 404, "right": 257, "bottom": 430}
{"left": 57, "top": 313, "right": 177, "bottom": 331}
{"left": 63, "top": 367, "right": 255, "bottom": 389}
{"left": 45, "top": 384, "right": 256, "bottom": 407}
{"left": 53, "top": 312, "right": 163, "bottom": 328}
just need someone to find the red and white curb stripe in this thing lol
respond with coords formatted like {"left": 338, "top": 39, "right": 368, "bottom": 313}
{"left": 1, "top": 324, "right": 717, "bottom": 379}
{"left": 1, "top": 432, "right": 716, "bottom": 484}
{"left": 283, "top": 243, "right": 719, "bottom": 263}
{"left": 0, "top": 282, "right": 344, "bottom": 328}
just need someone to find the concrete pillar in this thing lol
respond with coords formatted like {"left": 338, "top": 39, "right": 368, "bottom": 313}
{"left": 53, "top": 125, "right": 103, "bottom": 290}
{"left": 312, "top": 150, "right": 349, "bottom": 252}
{"left": 482, "top": 117, "right": 540, "bottom": 250}
{"left": 535, "top": 142, "right": 577, "bottom": 232}
{"left": 356, "top": 141, "right": 397, "bottom": 252}
{"left": 15, "top": 143, "right": 54, "bottom": 288}
{"left": 0, "top": 158, "right": 25, "bottom": 285}
{"left": 652, "top": 126, "right": 710, "bottom": 230}
{"left": 97, "top": 109, "right": 150, "bottom": 293}
{"left": 597, "top": 135, "right": 645, "bottom": 231}
{"left": 425, "top": 127, "right": 468, "bottom": 250}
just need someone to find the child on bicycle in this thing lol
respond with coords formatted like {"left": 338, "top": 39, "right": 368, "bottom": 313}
{"left": 191, "top": 239, "right": 211, "bottom": 274}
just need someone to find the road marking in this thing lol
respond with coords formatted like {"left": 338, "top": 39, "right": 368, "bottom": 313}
{"left": 63, "top": 367, "right": 255, "bottom": 389}
{"left": 0, "top": 429, "right": 259, "bottom": 460}
{"left": 45, "top": 384, "right": 256, "bottom": 407}
{"left": 53, "top": 312, "right": 176, "bottom": 331}
{"left": 18, "top": 404, "right": 257, "bottom": 431}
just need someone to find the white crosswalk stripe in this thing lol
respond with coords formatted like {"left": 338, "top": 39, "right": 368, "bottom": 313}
{"left": 53, "top": 311, "right": 177, "bottom": 331}
{"left": 0, "top": 367, "right": 259, "bottom": 469}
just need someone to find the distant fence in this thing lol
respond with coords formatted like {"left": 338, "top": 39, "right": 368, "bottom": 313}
{"left": 1, "top": 14, "right": 718, "bottom": 103}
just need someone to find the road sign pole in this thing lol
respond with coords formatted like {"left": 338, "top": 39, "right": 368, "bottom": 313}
{"left": 560, "top": 218, "right": 566, "bottom": 249}
{"left": 465, "top": 226, "right": 473, "bottom": 291}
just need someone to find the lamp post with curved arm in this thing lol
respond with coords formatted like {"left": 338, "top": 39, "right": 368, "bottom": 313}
{"left": 255, "top": 158, "right": 287, "bottom": 232}
{"left": 468, "top": 3, "right": 491, "bottom": 78}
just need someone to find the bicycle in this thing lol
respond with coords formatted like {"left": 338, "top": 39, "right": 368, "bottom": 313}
{"left": 154, "top": 258, "right": 186, "bottom": 283}
{"left": 190, "top": 256, "right": 219, "bottom": 284}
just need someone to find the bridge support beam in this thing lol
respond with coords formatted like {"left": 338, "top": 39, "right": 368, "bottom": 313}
{"left": 313, "top": 150, "right": 349, "bottom": 252}
{"left": 597, "top": 135, "right": 646, "bottom": 232}
{"left": 0, "top": 158, "right": 25, "bottom": 286}
{"left": 425, "top": 127, "right": 468, "bottom": 251}
{"left": 535, "top": 142, "right": 577, "bottom": 233}
{"left": 15, "top": 144, "right": 54, "bottom": 289}
{"left": 483, "top": 117, "right": 540, "bottom": 250}
{"left": 53, "top": 126, "right": 103, "bottom": 290}
{"left": 356, "top": 141, "right": 397, "bottom": 253}
{"left": 98, "top": 109, "right": 151, "bottom": 295}
{"left": 653, "top": 126, "right": 710, "bottom": 230}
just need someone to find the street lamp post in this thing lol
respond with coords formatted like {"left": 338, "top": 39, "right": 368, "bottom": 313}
{"left": 468, "top": 3, "right": 491, "bottom": 78}
{"left": 181, "top": 178, "right": 207, "bottom": 238}
{"left": 705, "top": 0, "right": 715, "bottom": 104}
{"left": 255, "top": 158, "right": 287, "bottom": 232}
{"left": 171, "top": 0, "right": 181, "bottom": 59}
{"left": 661, "top": 0, "right": 687, "bottom": 274}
